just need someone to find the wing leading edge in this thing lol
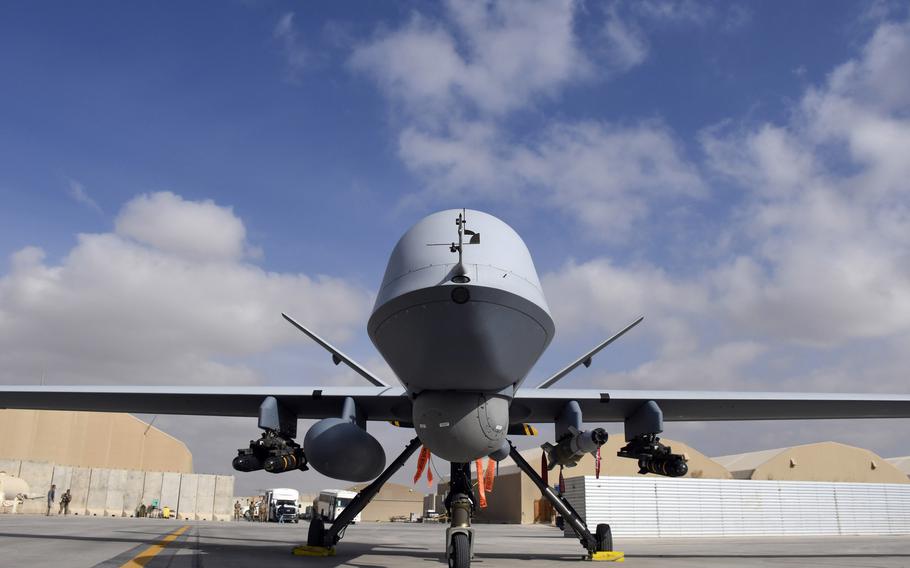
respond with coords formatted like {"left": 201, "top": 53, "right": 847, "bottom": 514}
{"left": 511, "top": 389, "right": 910, "bottom": 423}
{"left": 0, "top": 385, "right": 410, "bottom": 422}
{"left": 3, "top": 385, "right": 909, "bottom": 425}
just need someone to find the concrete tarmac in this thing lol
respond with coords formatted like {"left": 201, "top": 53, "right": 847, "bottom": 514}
{"left": 0, "top": 516, "right": 908, "bottom": 567}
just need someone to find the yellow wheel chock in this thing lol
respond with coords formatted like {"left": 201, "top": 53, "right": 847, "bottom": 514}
{"left": 589, "top": 550, "right": 625, "bottom": 562}
{"left": 292, "top": 545, "right": 336, "bottom": 557}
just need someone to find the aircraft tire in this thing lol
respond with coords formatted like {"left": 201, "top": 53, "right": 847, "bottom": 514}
{"left": 307, "top": 517, "right": 325, "bottom": 547}
{"left": 595, "top": 523, "right": 613, "bottom": 552}
{"left": 448, "top": 532, "right": 470, "bottom": 568}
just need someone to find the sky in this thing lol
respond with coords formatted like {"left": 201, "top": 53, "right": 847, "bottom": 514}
{"left": 2, "top": 0, "right": 910, "bottom": 496}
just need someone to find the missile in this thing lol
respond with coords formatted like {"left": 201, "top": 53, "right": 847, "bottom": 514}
{"left": 264, "top": 448, "right": 308, "bottom": 474}
{"left": 542, "top": 427, "right": 608, "bottom": 470}
{"left": 232, "top": 452, "right": 263, "bottom": 472}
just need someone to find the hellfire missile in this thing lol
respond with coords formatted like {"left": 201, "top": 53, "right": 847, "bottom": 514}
{"left": 542, "top": 427, "right": 608, "bottom": 470}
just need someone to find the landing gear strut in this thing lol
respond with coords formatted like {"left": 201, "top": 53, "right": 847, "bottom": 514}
{"left": 305, "top": 436, "right": 422, "bottom": 549}
{"left": 508, "top": 441, "right": 612, "bottom": 557}
{"left": 444, "top": 462, "right": 474, "bottom": 568}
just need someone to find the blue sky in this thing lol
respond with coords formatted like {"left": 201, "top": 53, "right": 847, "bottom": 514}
{"left": 2, "top": 1, "right": 910, "bottom": 493}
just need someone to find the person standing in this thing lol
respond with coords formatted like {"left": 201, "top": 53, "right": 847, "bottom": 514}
{"left": 233, "top": 500, "right": 241, "bottom": 521}
{"left": 46, "top": 484, "right": 56, "bottom": 516}
{"left": 59, "top": 489, "right": 72, "bottom": 515}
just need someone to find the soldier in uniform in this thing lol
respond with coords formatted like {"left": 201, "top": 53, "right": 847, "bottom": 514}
{"left": 59, "top": 489, "right": 72, "bottom": 515}
{"left": 46, "top": 484, "right": 56, "bottom": 516}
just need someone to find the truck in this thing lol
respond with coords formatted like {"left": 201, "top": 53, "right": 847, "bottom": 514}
{"left": 265, "top": 488, "right": 299, "bottom": 523}
{"left": 315, "top": 489, "right": 360, "bottom": 523}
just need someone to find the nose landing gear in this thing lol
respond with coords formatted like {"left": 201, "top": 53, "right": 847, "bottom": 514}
{"left": 444, "top": 462, "right": 475, "bottom": 568}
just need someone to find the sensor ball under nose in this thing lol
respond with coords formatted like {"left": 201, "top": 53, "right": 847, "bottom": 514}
{"left": 451, "top": 286, "right": 470, "bottom": 304}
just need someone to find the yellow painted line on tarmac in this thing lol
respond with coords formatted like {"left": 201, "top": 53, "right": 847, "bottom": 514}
{"left": 120, "top": 525, "right": 190, "bottom": 567}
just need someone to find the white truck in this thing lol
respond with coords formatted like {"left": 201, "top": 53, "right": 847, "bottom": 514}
{"left": 266, "top": 488, "right": 300, "bottom": 523}
{"left": 315, "top": 489, "right": 360, "bottom": 523}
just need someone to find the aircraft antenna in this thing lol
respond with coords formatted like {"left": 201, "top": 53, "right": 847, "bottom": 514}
{"left": 427, "top": 209, "right": 481, "bottom": 283}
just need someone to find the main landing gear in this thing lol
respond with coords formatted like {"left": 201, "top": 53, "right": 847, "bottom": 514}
{"left": 300, "top": 436, "right": 422, "bottom": 554}
{"left": 508, "top": 441, "right": 614, "bottom": 559}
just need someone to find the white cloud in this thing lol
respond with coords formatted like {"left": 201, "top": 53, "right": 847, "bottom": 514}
{"left": 535, "top": 17, "right": 910, "bottom": 409}
{"left": 612, "top": 340, "right": 766, "bottom": 390}
{"left": 114, "top": 191, "right": 248, "bottom": 261}
{"left": 0, "top": 192, "right": 372, "bottom": 387}
{"left": 400, "top": 119, "right": 704, "bottom": 238}
{"left": 66, "top": 179, "right": 102, "bottom": 214}
{"left": 350, "top": 0, "right": 590, "bottom": 117}
{"left": 602, "top": 10, "right": 649, "bottom": 71}
{"left": 700, "top": 18, "right": 910, "bottom": 347}
{"left": 542, "top": 257, "right": 707, "bottom": 336}
{"left": 351, "top": 1, "right": 714, "bottom": 236}
{"left": 634, "top": 0, "right": 715, "bottom": 26}
{"left": 274, "top": 12, "right": 308, "bottom": 82}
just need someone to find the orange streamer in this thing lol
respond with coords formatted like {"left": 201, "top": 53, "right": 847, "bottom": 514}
{"left": 475, "top": 459, "right": 488, "bottom": 508}
{"left": 484, "top": 457, "right": 495, "bottom": 493}
{"left": 414, "top": 447, "right": 431, "bottom": 485}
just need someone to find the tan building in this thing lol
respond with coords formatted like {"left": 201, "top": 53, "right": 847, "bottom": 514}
{"left": 713, "top": 441, "right": 908, "bottom": 484}
{"left": 438, "top": 436, "right": 730, "bottom": 525}
{"left": 348, "top": 481, "right": 424, "bottom": 522}
{"left": 887, "top": 456, "right": 910, "bottom": 479}
{"left": 0, "top": 409, "right": 192, "bottom": 473}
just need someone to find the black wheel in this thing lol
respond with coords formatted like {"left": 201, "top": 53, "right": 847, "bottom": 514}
{"left": 307, "top": 517, "right": 325, "bottom": 547}
{"left": 448, "top": 532, "right": 470, "bottom": 568}
{"left": 595, "top": 523, "right": 613, "bottom": 552}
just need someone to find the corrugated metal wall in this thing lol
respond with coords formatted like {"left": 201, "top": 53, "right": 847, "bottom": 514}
{"left": 563, "top": 476, "right": 910, "bottom": 537}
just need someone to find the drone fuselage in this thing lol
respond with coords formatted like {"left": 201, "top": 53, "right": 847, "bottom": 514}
{"left": 368, "top": 210, "right": 555, "bottom": 461}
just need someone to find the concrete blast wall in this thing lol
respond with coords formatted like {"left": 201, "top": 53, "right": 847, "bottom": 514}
{"left": 0, "top": 459, "right": 21, "bottom": 477}
{"left": 160, "top": 472, "right": 181, "bottom": 512}
{"left": 0, "top": 459, "right": 235, "bottom": 521}
{"left": 122, "top": 470, "right": 145, "bottom": 517}
{"left": 51, "top": 465, "right": 73, "bottom": 494}
{"left": 195, "top": 475, "right": 216, "bottom": 521}
{"left": 69, "top": 467, "right": 92, "bottom": 514}
{"left": 17, "top": 461, "right": 55, "bottom": 514}
{"left": 177, "top": 474, "right": 198, "bottom": 520}
{"left": 86, "top": 468, "right": 110, "bottom": 516}
{"left": 213, "top": 475, "right": 234, "bottom": 522}
{"left": 104, "top": 469, "right": 127, "bottom": 517}
{"left": 142, "top": 471, "right": 163, "bottom": 507}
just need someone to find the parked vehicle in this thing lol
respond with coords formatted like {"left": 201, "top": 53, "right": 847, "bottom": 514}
{"left": 265, "top": 488, "right": 300, "bottom": 523}
{"left": 315, "top": 489, "right": 359, "bottom": 523}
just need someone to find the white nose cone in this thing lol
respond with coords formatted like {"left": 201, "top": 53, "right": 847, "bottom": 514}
{"left": 372, "top": 209, "right": 551, "bottom": 314}
{"left": 368, "top": 210, "right": 555, "bottom": 392}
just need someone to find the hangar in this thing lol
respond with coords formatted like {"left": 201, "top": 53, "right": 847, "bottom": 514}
{"left": 713, "top": 441, "right": 908, "bottom": 483}
{"left": 0, "top": 409, "right": 191, "bottom": 473}
{"left": 348, "top": 481, "right": 425, "bottom": 522}
{"left": 887, "top": 456, "right": 910, "bottom": 480}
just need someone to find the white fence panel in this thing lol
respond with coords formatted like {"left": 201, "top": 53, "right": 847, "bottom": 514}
{"left": 564, "top": 476, "right": 910, "bottom": 538}
{"left": 884, "top": 484, "right": 910, "bottom": 533}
